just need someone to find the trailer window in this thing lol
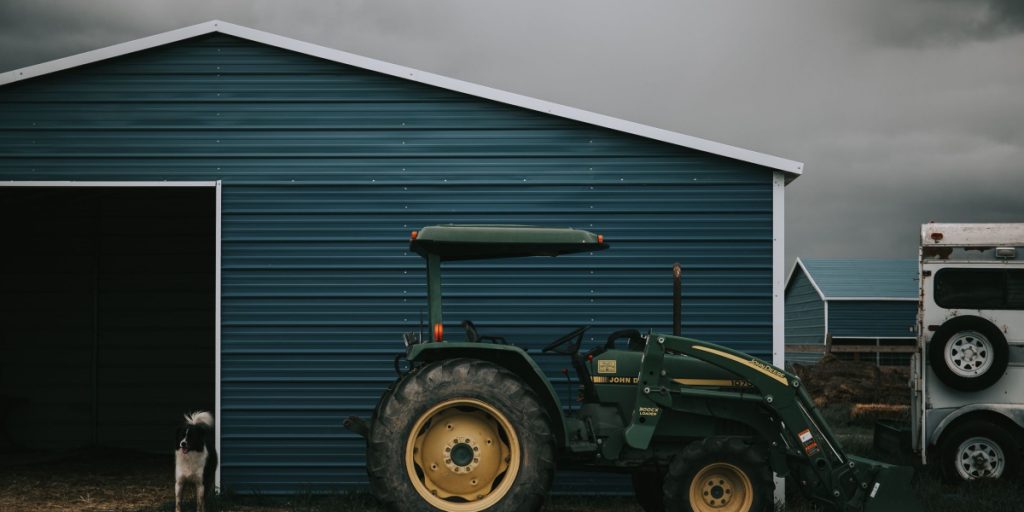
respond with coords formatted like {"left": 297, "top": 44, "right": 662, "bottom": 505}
{"left": 1008, "top": 271, "right": 1024, "bottom": 308}
{"left": 935, "top": 268, "right": 1024, "bottom": 310}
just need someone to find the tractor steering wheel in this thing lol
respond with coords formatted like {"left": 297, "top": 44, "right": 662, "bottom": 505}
{"left": 542, "top": 325, "right": 590, "bottom": 354}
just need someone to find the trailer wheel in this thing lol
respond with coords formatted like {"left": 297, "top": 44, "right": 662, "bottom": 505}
{"left": 939, "top": 419, "right": 1020, "bottom": 482}
{"left": 664, "top": 438, "right": 773, "bottom": 512}
{"left": 367, "top": 358, "right": 555, "bottom": 512}
{"left": 631, "top": 469, "right": 665, "bottom": 512}
{"left": 929, "top": 317, "right": 1008, "bottom": 391}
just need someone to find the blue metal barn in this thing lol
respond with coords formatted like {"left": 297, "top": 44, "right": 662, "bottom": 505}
{"left": 785, "top": 259, "right": 918, "bottom": 366}
{"left": 0, "top": 21, "right": 801, "bottom": 493}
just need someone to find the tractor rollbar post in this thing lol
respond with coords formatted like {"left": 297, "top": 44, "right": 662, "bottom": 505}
{"left": 672, "top": 262, "right": 681, "bottom": 337}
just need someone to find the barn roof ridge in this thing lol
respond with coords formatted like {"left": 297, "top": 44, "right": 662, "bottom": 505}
{"left": 0, "top": 20, "right": 803, "bottom": 177}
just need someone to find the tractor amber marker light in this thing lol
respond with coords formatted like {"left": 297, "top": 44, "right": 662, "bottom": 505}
{"left": 691, "top": 345, "right": 789, "bottom": 385}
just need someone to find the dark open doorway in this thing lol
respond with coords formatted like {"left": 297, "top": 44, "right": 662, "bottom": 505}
{"left": 0, "top": 186, "right": 215, "bottom": 455}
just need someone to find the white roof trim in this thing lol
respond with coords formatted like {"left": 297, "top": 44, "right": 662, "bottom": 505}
{"left": 0, "top": 20, "right": 804, "bottom": 177}
{"left": 829, "top": 336, "right": 917, "bottom": 340}
{"left": 825, "top": 297, "right": 918, "bottom": 302}
{"left": 788, "top": 258, "right": 827, "bottom": 301}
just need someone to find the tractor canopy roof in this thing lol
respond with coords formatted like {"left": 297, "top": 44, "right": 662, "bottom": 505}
{"left": 410, "top": 224, "right": 608, "bottom": 261}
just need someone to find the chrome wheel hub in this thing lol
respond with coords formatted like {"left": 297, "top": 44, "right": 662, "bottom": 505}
{"left": 945, "top": 331, "right": 993, "bottom": 378}
{"left": 956, "top": 436, "right": 1005, "bottom": 480}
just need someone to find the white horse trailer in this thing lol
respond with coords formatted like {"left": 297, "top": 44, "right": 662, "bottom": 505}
{"left": 913, "top": 223, "right": 1024, "bottom": 481}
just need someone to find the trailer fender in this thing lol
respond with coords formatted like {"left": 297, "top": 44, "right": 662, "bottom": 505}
{"left": 406, "top": 342, "right": 568, "bottom": 447}
{"left": 928, "top": 404, "right": 1024, "bottom": 448}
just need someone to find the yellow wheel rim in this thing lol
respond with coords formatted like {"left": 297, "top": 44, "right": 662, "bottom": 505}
{"left": 405, "top": 398, "right": 521, "bottom": 511}
{"left": 688, "top": 462, "right": 754, "bottom": 512}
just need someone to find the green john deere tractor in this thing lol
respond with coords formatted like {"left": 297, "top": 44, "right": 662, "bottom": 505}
{"left": 344, "top": 225, "right": 922, "bottom": 512}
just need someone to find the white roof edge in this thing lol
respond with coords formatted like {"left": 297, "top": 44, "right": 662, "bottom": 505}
{"left": 790, "top": 258, "right": 827, "bottom": 301}
{"left": 0, "top": 20, "right": 804, "bottom": 177}
{"left": 921, "top": 223, "right": 1024, "bottom": 246}
{"left": 784, "top": 258, "right": 802, "bottom": 293}
{"left": 0, "top": 21, "right": 219, "bottom": 85}
{"left": 829, "top": 336, "right": 917, "bottom": 340}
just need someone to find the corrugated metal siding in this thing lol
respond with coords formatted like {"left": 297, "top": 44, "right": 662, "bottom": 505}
{"left": 785, "top": 269, "right": 824, "bottom": 345}
{"left": 0, "top": 34, "right": 775, "bottom": 493}
{"left": 827, "top": 301, "right": 917, "bottom": 339}
{"left": 784, "top": 268, "right": 825, "bottom": 365}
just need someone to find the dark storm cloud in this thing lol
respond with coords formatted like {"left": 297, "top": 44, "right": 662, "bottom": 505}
{"left": 861, "top": 0, "right": 1024, "bottom": 46}
{"left": 1, "top": 1, "right": 1022, "bottom": 263}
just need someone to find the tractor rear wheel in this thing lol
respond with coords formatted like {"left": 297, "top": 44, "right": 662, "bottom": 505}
{"left": 663, "top": 438, "right": 773, "bottom": 512}
{"left": 367, "top": 358, "right": 555, "bottom": 512}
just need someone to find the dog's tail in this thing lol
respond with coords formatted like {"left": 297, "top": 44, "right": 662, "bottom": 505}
{"left": 185, "top": 410, "right": 214, "bottom": 428}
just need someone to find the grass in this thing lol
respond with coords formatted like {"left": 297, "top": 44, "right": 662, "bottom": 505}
{"left": 136, "top": 493, "right": 645, "bottom": 512}
{"left": 146, "top": 479, "right": 1024, "bottom": 512}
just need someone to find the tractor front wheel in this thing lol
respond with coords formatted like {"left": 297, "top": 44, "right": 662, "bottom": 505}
{"left": 663, "top": 438, "right": 773, "bottom": 512}
{"left": 367, "top": 358, "right": 555, "bottom": 512}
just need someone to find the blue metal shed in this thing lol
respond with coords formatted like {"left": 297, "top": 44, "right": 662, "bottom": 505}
{"left": 0, "top": 21, "right": 801, "bottom": 493}
{"left": 785, "top": 259, "right": 918, "bottom": 365}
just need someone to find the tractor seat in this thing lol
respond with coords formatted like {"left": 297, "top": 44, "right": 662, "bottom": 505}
{"left": 461, "top": 320, "right": 509, "bottom": 345}
{"left": 609, "top": 329, "right": 647, "bottom": 351}
{"left": 585, "top": 329, "right": 646, "bottom": 359}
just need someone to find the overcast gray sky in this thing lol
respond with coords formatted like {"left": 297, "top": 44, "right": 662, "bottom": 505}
{"left": 2, "top": 0, "right": 1022, "bottom": 264}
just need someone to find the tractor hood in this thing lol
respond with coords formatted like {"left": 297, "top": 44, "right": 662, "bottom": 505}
{"left": 410, "top": 224, "right": 608, "bottom": 261}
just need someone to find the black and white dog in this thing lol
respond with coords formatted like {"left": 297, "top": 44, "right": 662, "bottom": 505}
{"left": 175, "top": 411, "right": 218, "bottom": 512}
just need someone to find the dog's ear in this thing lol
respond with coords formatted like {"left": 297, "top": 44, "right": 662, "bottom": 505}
{"left": 175, "top": 427, "right": 185, "bottom": 442}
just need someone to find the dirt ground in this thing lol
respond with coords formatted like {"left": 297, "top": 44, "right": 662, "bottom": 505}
{"left": 791, "top": 355, "right": 911, "bottom": 407}
{"left": 0, "top": 449, "right": 641, "bottom": 512}
{"left": 0, "top": 449, "right": 170, "bottom": 512}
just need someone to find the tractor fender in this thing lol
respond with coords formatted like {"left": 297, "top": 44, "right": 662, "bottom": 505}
{"left": 406, "top": 342, "right": 568, "bottom": 447}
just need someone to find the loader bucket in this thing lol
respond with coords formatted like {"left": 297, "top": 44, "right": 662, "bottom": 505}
{"left": 850, "top": 457, "right": 924, "bottom": 512}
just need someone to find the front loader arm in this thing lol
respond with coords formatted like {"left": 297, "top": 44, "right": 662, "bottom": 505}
{"left": 624, "top": 333, "right": 843, "bottom": 460}
{"left": 625, "top": 333, "right": 920, "bottom": 512}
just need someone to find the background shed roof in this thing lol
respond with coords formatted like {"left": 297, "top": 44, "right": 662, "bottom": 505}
{"left": 795, "top": 259, "right": 918, "bottom": 300}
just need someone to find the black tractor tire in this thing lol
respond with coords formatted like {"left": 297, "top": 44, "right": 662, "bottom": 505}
{"left": 632, "top": 469, "right": 666, "bottom": 512}
{"left": 367, "top": 358, "right": 556, "bottom": 512}
{"left": 663, "top": 438, "right": 773, "bottom": 512}
{"left": 939, "top": 418, "right": 1021, "bottom": 482}
{"left": 929, "top": 317, "right": 1009, "bottom": 392}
